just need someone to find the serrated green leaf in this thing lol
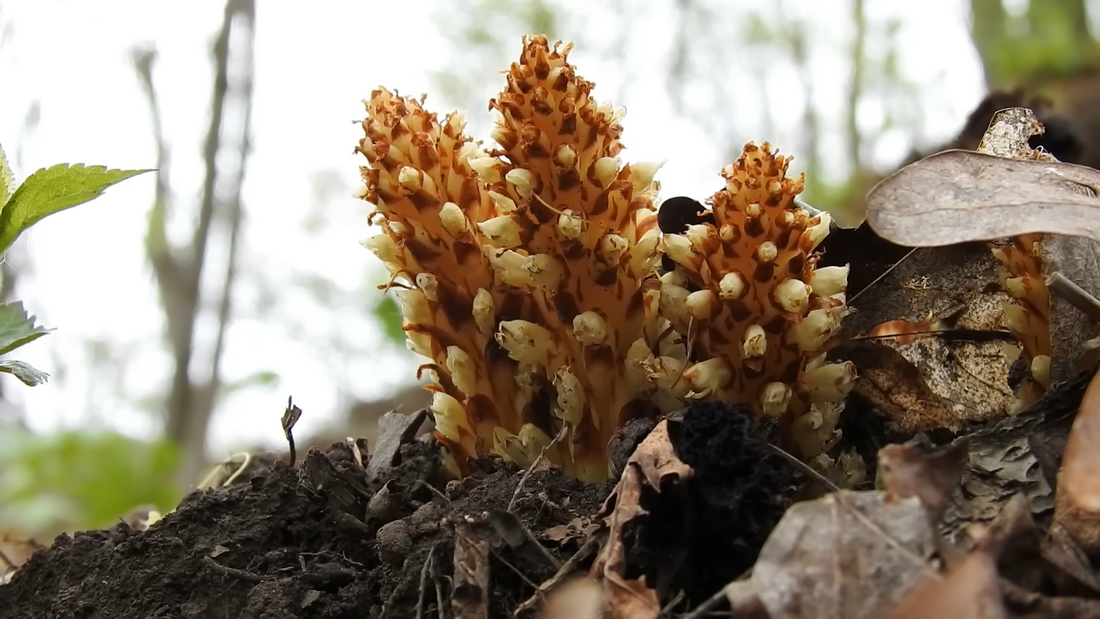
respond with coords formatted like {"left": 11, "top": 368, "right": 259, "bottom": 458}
{"left": 0, "top": 301, "right": 51, "bottom": 356}
{"left": 374, "top": 294, "right": 405, "bottom": 346}
{"left": 0, "top": 163, "right": 154, "bottom": 256}
{"left": 0, "top": 143, "right": 13, "bottom": 209}
{"left": 0, "top": 359, "right": 49, "bottom": 386}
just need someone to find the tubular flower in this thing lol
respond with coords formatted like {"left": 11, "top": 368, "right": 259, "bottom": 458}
{"left": 659, "top": 143, "right": 856, "bottom": 456}
{"left": 991, "top": 236, "right": 1051, "bottom": 408}
{"left": 357, "top": 35, "right": 668, "bottom": 481}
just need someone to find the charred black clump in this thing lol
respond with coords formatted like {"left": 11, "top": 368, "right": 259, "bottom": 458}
{"left": 621, "top": 401, "right": 801, "bottom": 607}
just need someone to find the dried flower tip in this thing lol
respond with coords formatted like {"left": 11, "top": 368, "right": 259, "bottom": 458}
{"left": 809, "top": 265, "right": 849, "bottom": 298}
{"left": 496, "top": 320, "right": 553, "bottom": 366}
{"left": 601, "top": 233, "right": 629, "bottom": 264}
{"left": 767, "top": 180, "right": 782, "bottom": 195}
{"left": 684, "top": 357, "right": 732, "bottom": 398}
{"left": 573, "top": 311, "right": 610, "bottom": 345}
{"left": 775, "top": 278, "right": 810, "bottom": 313}
{"left": 478, "top": 215, "right": 523, "bottom": 248}
{"left": 506, "top": 168, "right": 537, "bottom": 199}
{"left": 686, "top": 289, "right": 717, "bottom": 320}
{"left": 415, "top": 273, "right": 440, "bottom": 302}
{"left": 555, "top": 145, "right": 577, "bottom": 169}
{"left": 745, "top": 202, "right": 762, "bottom": 218}
{"left": 743, "top": 324, "right": 767, "bottom": 358}
{"left": 719, "top": 224, "right": 737, "bottom": 242}
{"left": 629, "top": 160, "right": 665, "bottom": 193}
{"left": 362, "top": 234, "right": 398, "bottom": 264}
{"left": 558, "top": 209, "right": 584, "bottom": 239}
{"left": 756, "top": 241, "right": 778, "bottom": 263}
{"left": 468, "top": 154, "right": 502, "bottom": 183}
{"left": 594, "top": 157, "right": 621, "bottom": 188}
{"left": 802, "top": 211, "right": 832, "bottom": 251}
{"left": 446, "top": 346, "right": 477, "bottom": 397}
{"left": 719, "top": 271, "right": 748, "bottom": 300}
{"left": 439, "top": 202, "right": 467, "bottom": 237}
{"left": 473, "top": 288, "right": 495, "bottom": 338}
{"left": 554, "top": 366, "right": 586, "bottom": 425}
{"left": 488, "top": 190, "right": 518, "bottom": 214}
{"left": 792, "top": 307, "right": 842, "bottom": 352}
{"left": 800, "top": 360, "right": 857, "bottom": 404}
{"left": 759, "top": 382, "right": 792, "bottom": 417}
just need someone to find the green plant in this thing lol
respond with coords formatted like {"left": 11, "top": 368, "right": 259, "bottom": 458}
{"left": 0, "top": 144, "right": 151, "bottom": 385}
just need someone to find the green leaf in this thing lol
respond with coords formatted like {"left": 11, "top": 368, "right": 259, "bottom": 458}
{"left": 374, "top": 294, "right": 405, "bottom": 346}
{"left": 0, "top": 360, "right": 49, "bottom": 386}
{"left": 0, "top": 301, "right": 51, "bottom": 356}
{"left": 0, "top": 143, "right": 13, "bottom": 208}
{"left": 0, "top": 163, "right": 154, "bottom": 256}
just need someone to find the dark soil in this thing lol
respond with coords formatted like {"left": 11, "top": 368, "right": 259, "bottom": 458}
{"left": 0, "top": 404, "right": 805, "bottom": 619}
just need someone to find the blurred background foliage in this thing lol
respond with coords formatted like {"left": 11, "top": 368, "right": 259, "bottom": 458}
{"left": 4, "top": 0, "right": 1100, "bottom": 557}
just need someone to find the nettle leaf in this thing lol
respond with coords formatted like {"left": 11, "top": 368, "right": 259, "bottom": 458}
{"left": 0, "top": 301, "right": 51, "bottom": 356}
{"left": 374, "top": 294, "right": 405, "bottom": 346}
{"left": 0, "top": 163, "right": 153, "bottom": 255}
{"left": 0, "top": 143, "right": 13, "bottom": 208}
{"left": 0, "top": 360, "right": 49, "bottom": 386}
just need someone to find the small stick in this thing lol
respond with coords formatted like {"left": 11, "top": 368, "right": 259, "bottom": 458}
{"left": 507, "top": 425, "right": 568, "bottom": 512}
{"left": 281, "top": 395, "right": 303, "bottom": 467}
{"left": 1047, "top": 271, "right": 1100, "bottom": 324}
{"left": 764, "top": 444, "right": 841, "bottom": 493}
{"left": 203, "top": 555, "right": 266, "bottom": 583}
{"left": 415, "top": 544, "right": 437, "bottom": 619}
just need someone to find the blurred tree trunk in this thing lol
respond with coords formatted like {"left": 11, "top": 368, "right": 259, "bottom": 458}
{"left": 133, "top": 0, "right": 256, "bottom": 486}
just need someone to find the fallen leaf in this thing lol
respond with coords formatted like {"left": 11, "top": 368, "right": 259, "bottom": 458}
{"left": 865, "top": 149, "right": 1100, "bottom": 248}
{"left": 884, "top": 550, "right": 1005, "bottom": 619}
{"left": 452, "top": 519, "right": 490, "bottom": 619}
{"left": 834, "top": 342, "right": 959, "bottom": 432}
{"left": 1054, "top": 367, "right": 1100, "bottom": 553}
{"left": 590, "top": 420, "right": 689, "bottom": 619}
{"left": 878, "top": 439, "right": 968, "bottom": 525}
{"left": 751, "top": 491, "right": 936, "bottom": 619}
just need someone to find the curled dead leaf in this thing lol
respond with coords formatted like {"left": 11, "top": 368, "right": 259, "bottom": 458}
{"left": 1055, "top": 367, "right": 1100, "bottom": 553}
{"left": 879, "top": 439, "right": 968, "bottom": 526}
{"left": 884, "top": 551, "right": 1005, "bottom": 619}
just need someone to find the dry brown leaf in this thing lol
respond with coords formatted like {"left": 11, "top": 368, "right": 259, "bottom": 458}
{"left": 863, "top": 317, "right": 941, "bottom": 345}
{"left": 865, "top": 149, "right": 1100, "bottom": 248}
{"left": 839, "top": 242, "right": 1019, "bottom": 427}
{"left": 879, "top": 440, "right": 968, "bottom": 525}
{"left": 1054, "top": 368, "right": 1100, "bottom": 553}
{"left": 835, "top": 342, "right": 959, "bottom": 432}
{"left": 590, "top": 420, "right": 689, "bottom": 619}
{"left": 884, "top": 551, "right": 1005, "bottom": 619}
{"left": 751, "top": 491, "right": 936, "bottom": 619}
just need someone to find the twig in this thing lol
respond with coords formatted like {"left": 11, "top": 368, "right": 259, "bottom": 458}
{"left": 507, "top": 425, "right": 568, "bottom": 512}
{"left": 847, "top": 247, "right": 919, "bottom": 305}
{"left": 682, "top": 580, "right": 766, "bottom": 619}
{"left": 514, "top": 533, "right": 601, "bottom": 615}
{"left": 281, "top": 395, "right": 303, "bottom": 466}
{"left": 764, "top": 444, "right": 841, "bottom": 493}
{"left": 416, "top": 544, "right": 437, "bottom": 619}
{"left": 203, "top": 555, "right": 266, "bottom": 583}
{"left": 1047, "top": 271, "right": 1100, "bottom": 323}
{"left": 221, "top": 452, "right": 252, "bottom": 486}
{"left": 660, "top": 589, "right": 685, "bottom": 616}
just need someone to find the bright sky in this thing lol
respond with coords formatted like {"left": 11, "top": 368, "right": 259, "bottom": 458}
{"left": 0, "top": 0, "right": 984, "bottom": 458}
